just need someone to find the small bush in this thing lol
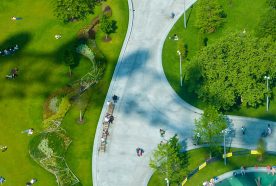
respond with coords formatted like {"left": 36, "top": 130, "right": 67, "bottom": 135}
{"left": 43, "top": 97, "right": 71, "bottom": 128}
{"left": 196, "top": 0, "right": 226, "bottom": 33}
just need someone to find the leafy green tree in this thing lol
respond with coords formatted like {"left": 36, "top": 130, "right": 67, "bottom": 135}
{"left": 256, "top": 8, "right": 276, "bottom": 40}
{"left": 196, "top": 0, "right": 225, "bottom": 33}
{"left": 267, "top": 0, "right": 276, "bottom": 9}
{"left": 100, "top": 15, "right": 113, "bottom": 40}
{"left": 63, "top": 49, "right": 75, "bottom": 76}
{"left": 194, "top": 106, "right": 227, "bottom": 156}
{"left": 150, "top": 135, "right": 188, "bottom": 184}
{"left": 184, "top": 32, "right": 276, "bottom": 110}
{"left": 54, "top": 0, "right": 94, "bottom": 22}
{"left": 257, "top": 138, "right": 267, "bottom": 161}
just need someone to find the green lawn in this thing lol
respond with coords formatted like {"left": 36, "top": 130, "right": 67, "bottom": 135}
{"left": 148, "top": 148, "right": 276, "bottom": 186}
{"left": 0, "top": 0, "right": 128, "bottom": 185}
{"left": 162, "top": 0, "right": 276, "bottom": 120}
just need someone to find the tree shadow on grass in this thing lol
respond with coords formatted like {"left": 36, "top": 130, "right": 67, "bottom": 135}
{"left": 0, "top": 35, "right": 87, "bottom": 100}
{"left": 0, "top": 32, "right": 32, "bottom": 61}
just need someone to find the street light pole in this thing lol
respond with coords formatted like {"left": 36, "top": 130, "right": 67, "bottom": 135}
{"left": 165, "top": 178, "right": 169, "bottom": 186}
{"left": 184, "top": 0, "right": 187, "bottom": 28}
{"left": 224, "top": 131, "right": 226, "bottom": 165}
{"left": 177, "top": 50, "right": 183, "bottom": 87}
{"left": 264, "top": 75, "right": 270, "bottom": 112}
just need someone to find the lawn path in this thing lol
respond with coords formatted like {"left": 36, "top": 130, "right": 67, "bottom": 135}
{"left": 93, "top": 0, "right": 276, "bottom": 185}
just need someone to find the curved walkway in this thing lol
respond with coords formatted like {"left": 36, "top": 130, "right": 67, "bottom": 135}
{"left": 92, "top": 0, "right": 276, "bottom": 186}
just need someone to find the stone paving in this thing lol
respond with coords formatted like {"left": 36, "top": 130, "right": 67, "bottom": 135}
{"left": 92, "top": 0, "right": 276, "bottom": 186}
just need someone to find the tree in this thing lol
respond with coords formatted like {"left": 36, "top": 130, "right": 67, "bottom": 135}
{"left": 150, "top": 135, "right": 188, "bottom": 184}
{"left": 267, "top": 0, "right": 276, "bottom": 9}
{"left": 63, "top": 50, "right": 75, "bottom": 77}
{"left": 196, "top": 0, "right": 226, "bottom": 33}
{"left": 184, "top": 32, "right": 276, "bottom": 110}
{"left": 194, "top": 106, "right": 227, "bottom": 156}
{"left": 100, "top": 15, "right": 113, "bottom": 40}
{"left": 76, "top": 93, "right": 89, "bottom": 123}
{"left": 256, "top": 8, "right": 276, "bottom": 40}
{"left": 54, "top": 0, "right": 94, "bottom": 22}
{"left": 257, "top": 138, "right": 267, "bottom": 161}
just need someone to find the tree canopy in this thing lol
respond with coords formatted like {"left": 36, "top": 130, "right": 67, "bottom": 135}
{"left": 150, "top": 135, "right": 188, "bottom": 184}
{"left": 100, "top": 15, "right": 114, "bottom": 39}
{"left": 184, "top": 32, "right": 276, "bottom": 110}
{"left": 196, "top": 0, "right": 225, "bottom": 33}
{"left": 256, "top": 7, "right": 276, "bottom": 40}
{"left": 54, "top": 0, "right": 95, "bottom": 22}
{"left": 194, "top": 106, "right": 227, "bottom": 154}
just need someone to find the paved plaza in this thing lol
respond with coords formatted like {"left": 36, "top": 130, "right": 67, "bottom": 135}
{"left": 93, "top": 0, "right": 276, "bottom": 186}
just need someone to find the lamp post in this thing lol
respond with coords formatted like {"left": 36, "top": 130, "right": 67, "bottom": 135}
{"left": 177, "top": 50, "right": 183, "bottom": 87}
{"left": 222, "top": 128, "right": 231, "bottom": 166}
{"left": 184, "top": 0, "right": 187, "bottom": 28}
{"left": 223, "top": 131, "right": 226, "bottom": 165}
{"left": 165, "top": 178, "right": 169, "bottom": 186}
{"left": 264, "top": 75, "right": 270, "bottom": 112}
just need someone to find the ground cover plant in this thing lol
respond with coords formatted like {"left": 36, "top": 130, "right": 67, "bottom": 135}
{"left": 162, "top": 0, "right": 276, "bottom": 120}
{"left": 0, "top": 0, "right": 128, "bottom": 185}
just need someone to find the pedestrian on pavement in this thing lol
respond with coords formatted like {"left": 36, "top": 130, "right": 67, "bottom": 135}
{"left": 112, "top": 95, "right": 118, "bottom": 103}
{"left": 267, "top": 165, "right": 271, "bottom": 174}
{"left": 160, "top": 129, "right": 165, "bottom": 137}
{"left": 136, "top": 148, "right": 140, "bottom": 157}
{"left": 241, "top": 166, "right": 246, "bottom": 175}
{"left": 241, "top": 126, "right": 246, "bottom": 135}
{"left": 171, "top": 12, "right": 175, "bottom": 19}
{"left": 139, "top": 148, "right": 144, "bottom": 156}
{"left": 267, "top": 124, "right": 272, "bottom": 136}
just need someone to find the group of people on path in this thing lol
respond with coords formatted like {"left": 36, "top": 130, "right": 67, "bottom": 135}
{"left": 241, "top": 124, "right": 272, "bottom": 137}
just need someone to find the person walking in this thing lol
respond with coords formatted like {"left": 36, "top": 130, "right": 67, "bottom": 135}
{"left": 241, "top": 126, "right": 246, "bottom": 135}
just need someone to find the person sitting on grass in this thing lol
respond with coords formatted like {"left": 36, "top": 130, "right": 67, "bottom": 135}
{"left": 0, "top": 146, "right": 8, "bottom": 152}
{"left": 0, "top": 176, "right": 6, "bottom": 184}
{"left": 21, "top": 128, "right": 34, "bottom": 135}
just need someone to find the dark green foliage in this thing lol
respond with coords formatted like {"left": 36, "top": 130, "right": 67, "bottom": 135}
{"left": 100, "top": 15, "right": 114, "bottom": 39}
{"left": 257, "top": 138, "right": 267, "bottom": 161}
{"left": 150, "top": 135, "right": 188, "bottom": 184}
{"left": 184, "top": 32, "right": 276, "bottom": 110}
{"left": 177, "top": 40, "right": 188, "bottom": 60}
{"left": 194, "top": 106, "right": 227, "bottom": 156}
{"left": 256, "top": 8, "right": 276, "bottom": 40}
{"left": 54, "top": 0, "right": 95, "bottom": 22}
{"left": 267, "top": 0, "right": 276, "bottom": 9}
{"left": 63, "top": 49, "right": 76, "bottom": 76}
{"left": 196, "top": 0, "right": 226, "bottom": 33}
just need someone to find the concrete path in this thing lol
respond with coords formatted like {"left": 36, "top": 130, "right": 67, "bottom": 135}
{"left": 92, "top": 0, "right": 276, "bottom": 186}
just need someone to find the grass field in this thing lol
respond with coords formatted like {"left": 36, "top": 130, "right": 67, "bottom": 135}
{"left": 0, "top": 0, "right": 128, "bottom": 185}
{"left": 162, "top": 0, "right": 276, "bottom": 120}
{"left": 148, "top": 148, "right": 276, "bottom": 186}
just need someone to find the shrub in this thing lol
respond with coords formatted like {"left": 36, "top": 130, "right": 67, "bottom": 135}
{"left": 196, "top": 0, "right": 226, "bottom": 33}
{"left": 256, "top": 8, "right": 276, "bottom": 40}
{"left": 43, "top": 97, "right": 71, "bottom": 129}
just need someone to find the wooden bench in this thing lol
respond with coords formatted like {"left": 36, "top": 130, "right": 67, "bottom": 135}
{"left": 107, "top": 102, "right": 114, "bottom": 115}
{"left": 99, "top": 101, "right": 115, "bottom": 153}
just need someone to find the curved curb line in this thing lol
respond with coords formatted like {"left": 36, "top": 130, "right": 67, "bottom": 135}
{"left": 143, "top": 1, "right": 198, "bottom": 185}
{"left": 92, "top": 0, "right": 135, "bottom": 185}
